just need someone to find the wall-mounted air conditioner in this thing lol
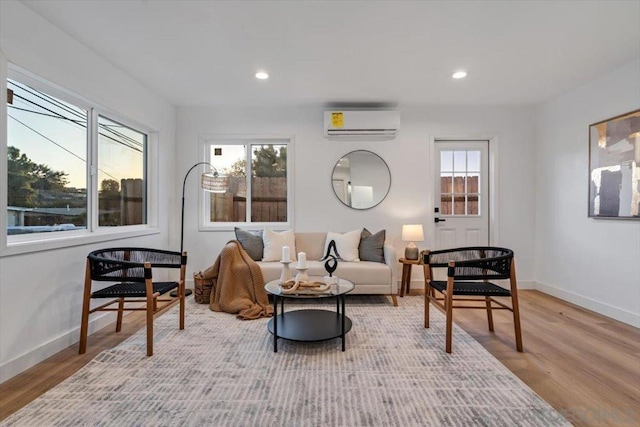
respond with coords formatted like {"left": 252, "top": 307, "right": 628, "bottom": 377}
{"left": 324, "top": 110, "right": 400, "bottom": 139}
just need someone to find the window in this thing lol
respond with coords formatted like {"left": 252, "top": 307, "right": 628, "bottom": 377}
{"left": 4, "top": 68, "right": 152, "bottom": 249}
{"left": 7, "top": 79, "right": 88, "bottom": 234}
{"left": 440, "top": 150, "right": 481, "bottom": 215}
{"left": 202, "top": 138, "right": 293, "bottom": 228}
{"left": 97, "top": 115, "right": 146, "bottom": 226}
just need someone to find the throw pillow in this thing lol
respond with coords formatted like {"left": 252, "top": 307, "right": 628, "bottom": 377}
{"left": 359, "top": 228, "right": 386, "bottom": 263}
{"left": 262, "top": 228, "right": 297, "bottom": 262}
{"left": 234, "top": 227, "right": 264, "bottom": 261}
{"left": 323, "top": 229, "right": 363, "bottom": 262}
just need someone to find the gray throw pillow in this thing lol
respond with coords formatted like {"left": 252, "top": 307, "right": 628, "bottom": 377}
{"left": 234, "top": 227, "right": 264, "bottom": 261}
{"left": 359, "top": 228, "right": 386, "bottom": 263}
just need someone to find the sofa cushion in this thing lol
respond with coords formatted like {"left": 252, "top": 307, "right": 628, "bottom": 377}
{"left": 324, "top": 229, "right": 363, "bottom": 262}
{"left": 234, "top": 227, "right": 263, "bottom": 261}
{"left": 257, "top": 260, "right": 391, "bottom": 286}
{"left": 359, "top": 228, "right": 386, "bottom": 263}
{"left": 262, "top": 228, "right": 297, "bottom": 261}
{"left": 295, "top": 232, "right": 327, "bottom": 261}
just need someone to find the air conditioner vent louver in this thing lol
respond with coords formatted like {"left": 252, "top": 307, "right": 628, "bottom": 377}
{"left": 324, "top": 111, "right": 400, "bottom": 140}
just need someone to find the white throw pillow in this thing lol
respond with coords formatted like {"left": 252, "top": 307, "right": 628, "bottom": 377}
{"left": 323, "top": 229, "right": 363, "bottom": 262}
{"left": 262, "top": 228, "right": 297, "bottom": 262}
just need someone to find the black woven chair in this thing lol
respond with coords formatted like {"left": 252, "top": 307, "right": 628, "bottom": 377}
{"left": 79, "top": 248, "right": 187, "bottom": 356}
{"left": 422, "top": 247, "right": 523, "bottom": 353}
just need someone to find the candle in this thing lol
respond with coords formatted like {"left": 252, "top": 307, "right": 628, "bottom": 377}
{"left": 282, "top": 246, "right": 290, "bottom": 262}
{"left": 297, "top": 252, "right": 307, "bottom": 268}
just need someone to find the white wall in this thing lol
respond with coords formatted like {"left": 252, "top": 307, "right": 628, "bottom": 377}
{"left": 177, "top": 105, "right": 537, "bottom": 289}
{"left": 534, "top": 60, "right": 640, "bottom": 327}
{"left": 0, "top": 1, "right": 177, "bottom": 382}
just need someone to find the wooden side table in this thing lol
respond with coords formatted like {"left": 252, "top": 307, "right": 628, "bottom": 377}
{"left": 399, "top": 258, "right": 421, "bottom": 297}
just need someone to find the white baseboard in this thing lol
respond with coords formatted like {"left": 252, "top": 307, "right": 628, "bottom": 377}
{"left": 535, "top": 281, "right": 640, "bottom": 328}
{"left": 0, "top": 312, "right": 117, "bottom": 384}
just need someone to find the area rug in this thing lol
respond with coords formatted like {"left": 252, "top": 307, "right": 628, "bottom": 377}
{"left": 1, "top": 296, "right": 569, "bottom": 426}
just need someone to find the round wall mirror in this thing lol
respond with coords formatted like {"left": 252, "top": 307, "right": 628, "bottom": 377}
{"left": 331, "top": 150, "right": 391, "bottom": 209}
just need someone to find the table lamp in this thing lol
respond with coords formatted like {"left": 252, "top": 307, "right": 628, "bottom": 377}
{"left": 402, "top": 224, "right": 424, "bottom": 260}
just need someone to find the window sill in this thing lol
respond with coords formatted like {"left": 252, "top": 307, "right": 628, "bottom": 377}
{"left": 1, "top": 227, "right": 161, "bottom": 257}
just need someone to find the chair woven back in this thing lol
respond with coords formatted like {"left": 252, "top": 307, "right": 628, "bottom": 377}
{"left": 424, "top": 247, "right": 513, "bottom": 280}
{"left": 88, "top": 248, "right": 184, "bottom": 282}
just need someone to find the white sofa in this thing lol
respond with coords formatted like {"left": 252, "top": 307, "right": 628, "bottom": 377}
{"left": 256, "top": 232, "right": 398, "bottom": 305}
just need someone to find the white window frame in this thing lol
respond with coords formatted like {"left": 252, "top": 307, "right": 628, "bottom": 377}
{"left": 198, "top": 134, "right": 295, "bottom": 232}
{"left": 0, "top": 59, "right": 159, "bottom": 257}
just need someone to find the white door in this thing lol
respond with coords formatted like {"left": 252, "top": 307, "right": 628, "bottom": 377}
{"left": 434, "top": 140, "right": 489, "bottom": 249}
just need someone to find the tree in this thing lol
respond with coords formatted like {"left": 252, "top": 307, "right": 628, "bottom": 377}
{"left": 224, "top": 159, "right": 247, "bottom": 177}
{"left": 7, "top": 146, "right": 70, "bottom": 207}
{"left": 100, "top": 179, "right": 120, "bottom": 193}
{"left": 252, "top": 145, "right": 287, "bottom": 177}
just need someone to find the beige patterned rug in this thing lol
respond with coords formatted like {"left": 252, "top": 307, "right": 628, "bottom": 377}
{"left": 2, "top": 295, "right": 569, "bottom": 426}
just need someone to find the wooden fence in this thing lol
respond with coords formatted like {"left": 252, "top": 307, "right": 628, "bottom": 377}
{"left": 210, "top": 176, "right": 287, "bottom": 222}
{"left": 440, "top": 176, "right": 479, "bottom": 215}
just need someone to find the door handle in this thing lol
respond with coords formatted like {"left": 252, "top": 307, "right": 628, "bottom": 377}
{"left": 434, "top": 217, "right": 446, "bottom": 223}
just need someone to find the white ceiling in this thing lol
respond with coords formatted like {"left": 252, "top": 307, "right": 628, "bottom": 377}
{"left": 22, "top": 0, "right": 640, "bottom": 108}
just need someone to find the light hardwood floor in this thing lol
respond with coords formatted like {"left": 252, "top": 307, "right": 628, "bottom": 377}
{"left": 1, "top": 290, "right": 639, "bottom": 426}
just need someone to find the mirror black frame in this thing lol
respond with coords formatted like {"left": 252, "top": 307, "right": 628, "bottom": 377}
{"left": 331, "top": 150, "right": 391, "bottom": 210}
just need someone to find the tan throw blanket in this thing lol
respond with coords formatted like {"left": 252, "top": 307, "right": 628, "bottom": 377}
{"left": 201, "top": 240, "right": 273, "bottom": 320}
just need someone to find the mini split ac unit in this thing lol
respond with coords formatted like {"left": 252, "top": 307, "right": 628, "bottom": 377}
{"left": 324, "top": 110, "right": 400, "bottom": 140}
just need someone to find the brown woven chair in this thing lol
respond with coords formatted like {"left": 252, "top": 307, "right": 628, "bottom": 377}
{"left": 422, "top": 247, "right": 523, "bottom": 353}
{"left": 79, "top": 248, "right": 187, "bottom": 356}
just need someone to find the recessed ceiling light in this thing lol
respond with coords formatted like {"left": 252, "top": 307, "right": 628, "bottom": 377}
{"left": 452, "top": 71, "right": 467, "bottom": 79}
{"left": 255, "top": 71, "right": 269, "bottom": 80}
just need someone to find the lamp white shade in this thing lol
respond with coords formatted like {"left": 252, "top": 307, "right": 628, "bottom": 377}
{"left": 201, "top": 172, "right": 228, "bottom": 193}
{"left": 402, "top": 224, "right": 424, "bottom": 242}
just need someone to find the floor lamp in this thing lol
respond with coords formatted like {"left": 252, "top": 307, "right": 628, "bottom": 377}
{"left": 170, "top": 161, "right": 228, "bottom": 297}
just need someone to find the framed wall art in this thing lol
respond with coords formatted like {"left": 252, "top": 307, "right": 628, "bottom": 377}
{"left": 588, "top": 109, "right": 640, "bottom": 219}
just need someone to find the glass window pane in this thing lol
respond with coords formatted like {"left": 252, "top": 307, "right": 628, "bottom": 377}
{"left": 441, "top": 194, "right": 452, "bottom": 215}
{"left": 209, "top": 145, "right": 246, "bottom": 222}
{"left": 454, "top": 194, "right": 465, "bottom": 215}
{"left": 7, "top": 79, "right": 87, "bottom": 235}
{"left": 453, "top": 151, "right": 466, "bottom": 172}
{"left": 251, "top": 144, "right": 287, "bottom": 222}
{"left": 440, "top": 174, "right": 452, "bottom": 194}
{"left": 453, "top": 173, "right": 465, "bottom": 195}
{"left": 98, "top": 116, "right": 146, "bottom": 226}
{"left": 467, "top": 173, "right": 480, "bottom": 193}
{"left": 440, "top": 151, "right": 453, "bottom": 171}
{"left": 467, "top": 150, "right": 481, "bottom": 171}
{"left": 468, "top": 194, "right": 479, "bottom": 215}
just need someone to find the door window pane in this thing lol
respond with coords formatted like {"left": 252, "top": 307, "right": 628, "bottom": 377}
{"left": 98, "top": 116, "right": 146, "bottom": 226}
{"left": 440, "top": 151, "right": 453, "bottom": 171}
{"left": 467, "top": 151, "right": 480, "bottom": 171}
{"left": 439, "top": 149, "right": 482, "bottom": 216}
{"left": 453, "top": 151, "right": 466, "bottom": 172}
{"left": 7, "top": 79, "right": 87, "bottom": 235}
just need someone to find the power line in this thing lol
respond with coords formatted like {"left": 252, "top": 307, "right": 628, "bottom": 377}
{"left": 8, "top": 113, "right": 119, "bottom": 182}
{"left": 9, "top": 82, "right": 144, "bottom": 152}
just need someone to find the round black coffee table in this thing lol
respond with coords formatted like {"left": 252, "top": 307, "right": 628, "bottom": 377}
{"left": 264, "top": 277, "right": 355, "bottom": 352}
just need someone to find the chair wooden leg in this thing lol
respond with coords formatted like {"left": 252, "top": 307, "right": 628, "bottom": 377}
{"left": 445, "top": 265, "right": 454, "bottom": 353}
{"left": 116, "top": 298, "right": 124, "bottom": 332}
{"left": 424, "top": 287, "right": 430, "bottom": 328}
{"left": 179, "top": 284, "right": 185, "bottom": 330}
{"left": 79, "top": 259, "right": 92, "bottom": 354}
{"left": 485, "top": 296, "right": 494, "bottom": 332}
{"left": 510, "top": 259, "right": 524, "bottom": 352}
{"left": 511, "top": 291, "right": 523, "bottom": 352}
{"left": 144, "top": 262, "right": 154, "bottom": 357}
